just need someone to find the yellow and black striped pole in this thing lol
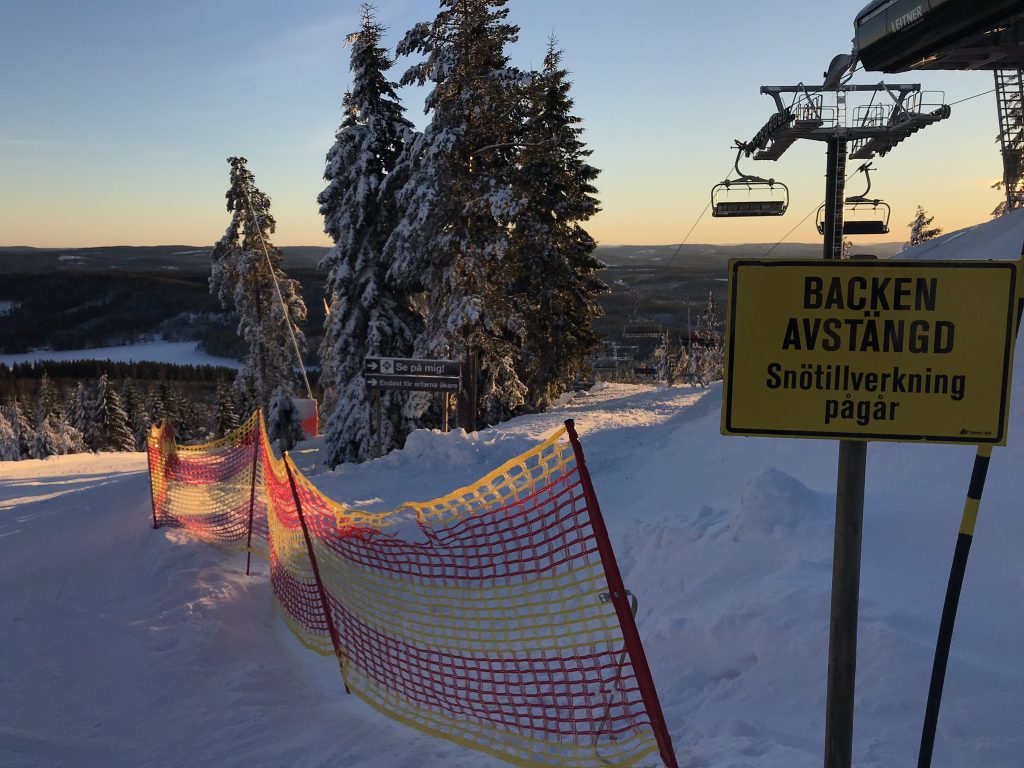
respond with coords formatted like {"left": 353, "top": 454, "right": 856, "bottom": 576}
{"left": 917, "top": 257, "right": 1024, "bottom": 768}
{"left": 917, "top": 444, "right": 993, "bottom": 768}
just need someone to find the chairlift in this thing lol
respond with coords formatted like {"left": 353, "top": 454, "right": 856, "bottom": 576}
{"left": 622, "top": 319, "right": 661, "bottom": 339}
{"left": 711, "top": 141, "right": 789, "bottom": 218}
{"left": 816, "top": 163, "right": 891, "bottom": 236}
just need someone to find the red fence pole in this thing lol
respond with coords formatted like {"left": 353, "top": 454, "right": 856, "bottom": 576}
{"left": 245, "top": 415, "right": 261, "bottom": 576}
{"left": 284, "top": 455, "right": 350, "bottom": 693}
{"left": 564, "top": 419, "right": 678, "bottom": 768}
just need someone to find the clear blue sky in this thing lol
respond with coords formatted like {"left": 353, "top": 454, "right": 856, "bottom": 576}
{"left": 0, "top": 0, "right": 1002, "bottom": 248}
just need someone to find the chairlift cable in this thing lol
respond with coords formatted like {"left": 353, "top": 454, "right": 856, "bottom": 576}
{"left": 664, "top": 199, "right": 713, "bottom": 271}
{"left": 663, "top": 161, "right": 737, "bottom": 271}
{"left": 947, "top": 88, "right": 995, "bottom": 106}
{"left": 241, "top": 188, "right": 315, "bottom": 401}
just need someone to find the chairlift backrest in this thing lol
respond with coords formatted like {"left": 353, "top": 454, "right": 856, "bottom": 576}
{"left": 815, "top": 163, "right": 891, "bottom": 235}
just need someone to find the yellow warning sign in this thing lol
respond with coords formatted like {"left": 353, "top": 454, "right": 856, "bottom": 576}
{"left": 722, "top": 259, "right": 1019, "bottom": 444}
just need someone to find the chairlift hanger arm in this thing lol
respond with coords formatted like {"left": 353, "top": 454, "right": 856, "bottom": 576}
{"left": 728, "top": 142, "right": 776, "bottom": 186}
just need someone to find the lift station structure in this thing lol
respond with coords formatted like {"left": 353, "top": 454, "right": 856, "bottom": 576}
{"left": 853, "top": 0, "right": 1024, "bottom": 214}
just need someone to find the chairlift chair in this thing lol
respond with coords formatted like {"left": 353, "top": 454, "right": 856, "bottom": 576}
{"left": 622, "top": 321, "right": 661, "bottom": 338}
{"left": 815, "top": 163, "right": 891, "bottom": 236}
{"left": 711, "top": 141, "right": 789, "bottom": 218}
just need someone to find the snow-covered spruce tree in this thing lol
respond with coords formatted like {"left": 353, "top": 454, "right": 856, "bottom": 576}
{"left": 268, "top": 385, "right": 305, "bottom": 453}
{"left": 212, "top": 378, "right": 240, "bottom": 437}
{"left": 0, "top": 408, "right": 19, "bottom": 461}
{"left": 210, "top": 156, "right": 307, "bottom": 445}
{"left": 318, "top": 5, "right": 420, "bottom": 466}
{"left": 9, "top": 398, "right": 33, "bottom": 458}
{"left": 654, "top": 331, "right": 673, "bottom": 384}
{"left": 149, "top": 381, "right": 171, "bottom": 429}
{"left": 509, "top": 40, "right": 606, "bottom": 411}
{"left": 72, "top": 381, "right": 96, "bottom": 450}
{"left": 31, "top": 412, "right": 84, "bottom": 458}
{"left": 34, "top": 374, "right": 61, "bottom": 422}
{"left": 907, "top": 205, "right": 942, "bottom": 246}
{"left": 122, "top": 380, "right": 150, "bottom": 449}
{"left": 33, "top": 376, "right": 84, "bottom": 456}
{"left": 389, "top": 0, "right": 528, "bottom": 430}
{"left": 92, "top": 374, "right": 136, "bottom": 452}
{"left": 693, "top": 291, "right": 724, "bottom": 386}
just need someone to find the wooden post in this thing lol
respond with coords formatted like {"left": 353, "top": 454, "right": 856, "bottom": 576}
{"left": 373, "top": 389, "right": 383, "bottom": 459}
{"left": 284, "top": 455, "right": 349, "bottom": 692}
{"left": 458, "top": 342, "right": 477, "bottom": 433}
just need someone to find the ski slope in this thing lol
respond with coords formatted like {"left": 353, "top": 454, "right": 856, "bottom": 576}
{"left": 3, "top": 213, "right": 1024, "bottom": 768}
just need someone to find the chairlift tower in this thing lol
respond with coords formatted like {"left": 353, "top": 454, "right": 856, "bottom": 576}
{"left": 747, "top": 82, "right": 950, "bottom": 258}
{"left": 734, "top": 78, "right": 951, "bottom": 768}
{"left": 994, "top": 69, "right": 1024, "bottom": 214}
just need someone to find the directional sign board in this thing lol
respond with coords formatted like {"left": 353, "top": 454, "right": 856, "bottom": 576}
{"left": 364, "top": 357, "right": 461, "bottom": 393}
{"left": 364, "top": 357, "right": 461, "bottom": 377}
{"left": 364, "top": 374, "right": 460, "bottom": 392}
{"left": 722, "top": 259, "right": 1019, "bottom": 444}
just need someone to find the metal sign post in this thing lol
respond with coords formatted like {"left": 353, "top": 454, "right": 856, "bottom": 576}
{"left": 821, "top": 137, "right": 862, "bottom": 768}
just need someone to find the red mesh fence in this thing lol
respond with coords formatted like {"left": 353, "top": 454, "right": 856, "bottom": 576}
{"left": 147, "top": 413, "right": 677, "bottom": 768}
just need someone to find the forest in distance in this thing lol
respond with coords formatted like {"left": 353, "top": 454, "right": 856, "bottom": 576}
{"left": 0, "top": 240, "right": 903, "bottom": 358}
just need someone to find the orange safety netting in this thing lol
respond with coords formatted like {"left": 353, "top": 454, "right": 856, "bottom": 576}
{"left": 147, "top": 413, "right": 677, "bottom": 768}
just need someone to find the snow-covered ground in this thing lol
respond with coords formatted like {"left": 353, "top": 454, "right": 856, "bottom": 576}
{"left": 2, "top": 214, "right": 1024, "bottom": 768}
{"left": 0, "top": 341, "right": 240, "bottom": 370}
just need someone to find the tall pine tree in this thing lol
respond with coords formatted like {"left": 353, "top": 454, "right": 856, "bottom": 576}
{"left": 210, "top": 156, "right": 308, "bottom": 442}
{"left": 509, "top": 40, "right": 606, "bottom": 411}
{"left": 389, "top": 0, "right": 528, "bottom": 430}
{"left": 318, "top": 4, "right": 420, "bottom": 466}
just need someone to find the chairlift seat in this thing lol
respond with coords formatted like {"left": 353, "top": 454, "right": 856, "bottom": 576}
{"left": 713, "top": 200, "right": 786, "bottom": 217}
{"left": 843, "top": 220, "right": 889, "bottom": 235}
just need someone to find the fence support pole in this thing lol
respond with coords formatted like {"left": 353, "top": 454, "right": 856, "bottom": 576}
{"left": 245, "top": 416, "right": 261, "bottom": 576}
{"left": 564, "top": 419, "right": 678, "bottom": 768}
{"left": 284, "top": 455, "right": 350, "bottom": 693}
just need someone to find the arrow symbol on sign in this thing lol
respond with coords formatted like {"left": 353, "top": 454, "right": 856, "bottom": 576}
{"left": 365, "top": 360, "right": 379, "bottom": 372}
{"left": 366, "top": 377, "right": 378, "bottom": 386}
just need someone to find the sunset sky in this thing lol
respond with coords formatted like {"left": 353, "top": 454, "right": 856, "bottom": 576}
{"left": 0, "top": 0, "right": 1004, "bottom": 249}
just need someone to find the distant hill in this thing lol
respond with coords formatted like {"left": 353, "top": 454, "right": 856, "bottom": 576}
{"left": 0, "top": 242, "right": 905, "bottom": 274}
{"left": 0, "top": 245, "right": 329, "bottom": 274}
